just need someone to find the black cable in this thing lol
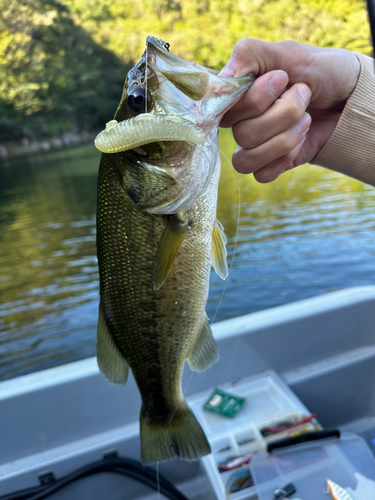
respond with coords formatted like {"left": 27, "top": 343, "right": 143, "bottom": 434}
{"left": 0, "top": 459, "right": 185, "bottom": 500}
{"left": 0, "top": 457, "right": 188, "bottom": 500}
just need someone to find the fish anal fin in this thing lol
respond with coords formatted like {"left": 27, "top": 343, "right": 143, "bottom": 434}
{"left": 97, "top": 300, "right": 129, "bottom": 386}
{"left": 187, "top": 314, "right": 219, "bottom": 372}
{"left": 140, "top": 403, "right": 210, "bottom": 464}
{"left": 212, "top": 218, "right": 228, "bottom": 280}
{"left": 153, "top": 214, "right": 189, "bottom": 291}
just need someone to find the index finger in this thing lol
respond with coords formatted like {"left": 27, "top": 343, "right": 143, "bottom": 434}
{"left": 220, "top": 70, "right": 289, "bottom": 128}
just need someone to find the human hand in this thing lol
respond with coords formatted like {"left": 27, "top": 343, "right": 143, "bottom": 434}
{"left": 219, "top": 39, "right": 360, "bottom": 182}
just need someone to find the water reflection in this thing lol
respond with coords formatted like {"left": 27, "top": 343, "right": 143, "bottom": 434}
{"left": 0, "top": 130, "right": 374, "bottom": 380}
{"left": 0, "top": 146, "right": 100, "bottom": 380}
{"left": 209, "top": 130, "right": 375, "bottom": 322}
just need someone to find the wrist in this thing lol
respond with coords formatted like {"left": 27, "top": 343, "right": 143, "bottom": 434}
{"left": 312, "top": 52, "right": 375, "bottom": 186}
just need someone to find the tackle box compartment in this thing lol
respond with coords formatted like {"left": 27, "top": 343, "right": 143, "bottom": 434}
{"left": 189, "top": 370, "right": 318, "bottom": 500}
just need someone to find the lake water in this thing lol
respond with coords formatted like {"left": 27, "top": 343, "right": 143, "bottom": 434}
{"left": 1, "top": 129, "right": 375, "bottom": 381}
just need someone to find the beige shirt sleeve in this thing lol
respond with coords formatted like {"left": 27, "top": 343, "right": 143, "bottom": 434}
{"left": 312, "top": 52, "right": 375, "bottom": 186}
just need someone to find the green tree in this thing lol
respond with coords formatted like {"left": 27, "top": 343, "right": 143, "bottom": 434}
{"left": 0, "top": 0, "right": 127, "bottom": 140}
{"left": 0, "top": 0, "right": 371, "bottom": 142}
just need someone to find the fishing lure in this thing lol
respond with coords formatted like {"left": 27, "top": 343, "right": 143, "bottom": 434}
{"left": 226, "top": 469, "right": 254, "bottom": 496}
{"left": 261, "top": 413, "right": 317, "bottom": 436}
{"left": 326, "top": 479, "right": 353, "bottom": 500}
{"left": 218, "top": 453, "right": 253, "bottom": 472}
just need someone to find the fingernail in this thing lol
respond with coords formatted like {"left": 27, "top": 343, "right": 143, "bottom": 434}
{"left": 297, "top": 83, "right": 311, "bottom": 104}
{"left": 219, "top": 64, "right": 235, "bottom": 77}
{"left": 268, "top": 70, "right": 288, "bottom": 96}
{"left": 298, "top": 113, "right": 311, "bottom": 134}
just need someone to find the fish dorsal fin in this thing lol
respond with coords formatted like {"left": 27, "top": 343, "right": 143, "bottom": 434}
{"left": 153, "top": 214, "right": 189, "bottom": 291}
{"left": 187, "top": 314, "right": 219, "bottom": 372}
{"left": 211, "top": 219, "right": 228, "bottom": 280}
{"left": 97, "top": 300, "right": 129, "bottom": 386}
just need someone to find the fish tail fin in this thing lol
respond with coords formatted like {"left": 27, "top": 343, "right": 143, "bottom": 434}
{"left": 140, "top": 403, "right": 211, "bottom": 464}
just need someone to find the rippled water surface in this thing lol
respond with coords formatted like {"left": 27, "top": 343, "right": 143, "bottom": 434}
{"left": 1, "top": 130, "right": 375, "bottom": 380}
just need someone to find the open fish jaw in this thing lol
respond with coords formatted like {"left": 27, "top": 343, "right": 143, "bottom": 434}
{"left": 94, "top": 36, "right": 254, "bottom": 213}
{"left": 146, "top": 36, "right": 253, "bottom": 127}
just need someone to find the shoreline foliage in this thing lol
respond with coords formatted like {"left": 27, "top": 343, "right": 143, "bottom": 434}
{"left": 0, "top": 0, "right": 371, "bottom": 142}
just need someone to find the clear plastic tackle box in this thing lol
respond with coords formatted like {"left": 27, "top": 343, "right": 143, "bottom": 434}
{"left": 189, "top": 370, "right": 318, "bottom": 500}
{"left": 251, "top": 432, "right": 375, "bottom": 500}
{"left": 189, "top": 370, "right": 375, "bottom": 500}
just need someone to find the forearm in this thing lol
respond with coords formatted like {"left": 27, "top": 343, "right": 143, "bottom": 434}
{"left": 312, "top": 53, "right": 375, "bottom": 186}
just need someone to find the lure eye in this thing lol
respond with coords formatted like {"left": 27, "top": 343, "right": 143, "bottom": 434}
{"left": 128, "top": 87, "right": 146, "bottom": 112}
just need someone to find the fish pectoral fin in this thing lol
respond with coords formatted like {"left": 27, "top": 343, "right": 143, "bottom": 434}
{"left": 211, "top": 218, "right": 228, "bottom": 280}
{"left": 97, "top": 300, "right": 129, "bottom": 386}
{"left": 153, "top": 213, "right": 189, "bottom": 291}
{"left": 187, "top": 314, "right": 219, "bottom": 372}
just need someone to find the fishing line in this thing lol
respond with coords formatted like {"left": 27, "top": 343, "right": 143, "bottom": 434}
{"left": 184, "top": 149, "right": 241, "bottom": 397}
{"left": 156, "top": 462, "right": 160, "bottom": 498}
{"left": 183, "top": 369, "right": 195, "bottom": 395}
{"left": 189, "top": 456, "right": 204, "bottom": 500}
{"left": 224, "top": 335, "right": 241, "bottom": 386}
{"left": 209, "top": 148, "right": 241, "bottom": 327}
{"left": 145, "top": 43, "right": 148, "bottom": 113}
{"left": 170, "top": 148, "right": 241, "bottom": 425}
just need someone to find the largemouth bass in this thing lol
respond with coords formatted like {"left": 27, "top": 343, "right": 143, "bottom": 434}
{"left": 95, "top": 36, "right": 254, "bottom": 464}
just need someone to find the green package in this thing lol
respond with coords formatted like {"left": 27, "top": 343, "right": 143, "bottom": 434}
{"left": 203, "top": 388, "right": 245, "bottom": 418}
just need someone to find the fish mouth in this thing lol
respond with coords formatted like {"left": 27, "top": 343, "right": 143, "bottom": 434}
{"left": 145, "top": 36, "right": 220, "bottom": 76}
{"left": 95, "top": 37, "right": 255, "bottom": 157}
{"left": 146, "top": 36, "right": 173, "bottom": 58}
{"left": 146, "top": 36, "right": 187, "bottom": 67}
{"left": 95, "top": 37, "right": 208, "bottom": 156}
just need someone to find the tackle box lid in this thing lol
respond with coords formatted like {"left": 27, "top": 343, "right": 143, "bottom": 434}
{"left": 250, "top": 432, "right": 375, "bottom": 500}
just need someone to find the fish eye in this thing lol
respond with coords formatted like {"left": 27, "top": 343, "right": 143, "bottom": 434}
{"left": 128, "top": 86, "right": 146, "bottom": 112}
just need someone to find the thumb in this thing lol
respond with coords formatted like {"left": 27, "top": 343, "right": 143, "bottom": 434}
{"left": 219, "top": 38, "right": 300, "bottom": 78}
{"left": 219, "top": 39, "right": 360, "bottom": 114}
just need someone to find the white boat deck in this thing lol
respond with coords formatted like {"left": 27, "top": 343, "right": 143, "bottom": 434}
{"left": 1, "top": 286, "right": 375, "bottom": 499}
